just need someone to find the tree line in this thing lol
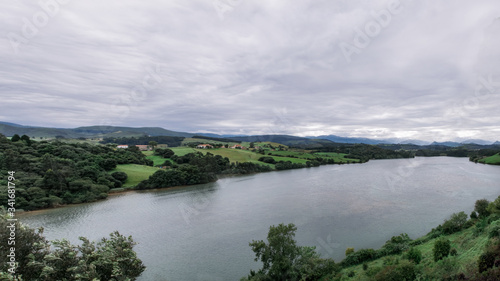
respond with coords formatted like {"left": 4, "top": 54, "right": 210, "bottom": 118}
{"left": 0, "top": 134, "right": 152, "bottom": 211}
{"left": 100, "top": 136, "right": 185, "bottom": 147}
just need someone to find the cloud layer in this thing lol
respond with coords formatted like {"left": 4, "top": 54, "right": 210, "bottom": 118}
{"left": 1, "top": 0, "right": 500, "bottom": 141}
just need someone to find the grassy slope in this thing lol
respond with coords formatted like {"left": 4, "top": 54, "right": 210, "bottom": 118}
{"left": 143, "top": 151, "right": 169, "bottom": 166}
{"left": 330, "top": 220, "right": 498, "bottom": 280}
{"left": 479, "top": 153, "right": 500, "bottom": 165}
{"left": 119, "top": 146, "right": 360, "bottom": 188}
{"left": 110, "top": 164, "right": 160, "bottom": 187}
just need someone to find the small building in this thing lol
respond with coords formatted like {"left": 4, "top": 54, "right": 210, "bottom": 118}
{"left": 230, "top": 144, "right": 245, "bottom": 149}
{"left": 117, "top": 145, "right": 129, "bottom": 149}
{"left": 197, "top": 144, "right": 214, "bottom": 149}
{"left": 135, "top": 145, "right": 151, "bottom": 151}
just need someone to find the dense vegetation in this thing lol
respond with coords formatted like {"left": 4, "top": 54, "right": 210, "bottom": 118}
{"left": 191, "top": 135, "right": 242, "bottom": 143}
{"left": 136, "top": 151, "right": 272, "bottom": 189}
{"left": 0, "top": 134, "right": 152, "bottom": 211}
{"left": 244, "top": 196, "right": 500, "bottom": 280}
{"left": 307, "top": 144, "right": 414, "bottom": 162}
{"left": 100, "top": 135, "right": 185, "bottom": 147}
{"left": 0, "top": 212, "right": 145, "bottom": 280}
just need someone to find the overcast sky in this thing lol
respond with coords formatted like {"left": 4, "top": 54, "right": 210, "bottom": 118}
{"left": 1, "top": 0, "right": 500, "bottom": 142}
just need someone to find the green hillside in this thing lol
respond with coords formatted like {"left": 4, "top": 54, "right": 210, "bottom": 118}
{"left": 110, "top": 164, "right": 160, "bottom": 188}
{"left": 479, "top": 153, "right": 500, "bottom": 165}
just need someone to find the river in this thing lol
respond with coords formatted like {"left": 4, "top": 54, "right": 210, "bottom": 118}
{"left": 19, "top": 157, "right": 500, "bottom": 280}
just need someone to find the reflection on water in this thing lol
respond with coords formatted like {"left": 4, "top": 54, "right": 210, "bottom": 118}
{"left": 20, "top": 157, "right": 500, "bottom": 281}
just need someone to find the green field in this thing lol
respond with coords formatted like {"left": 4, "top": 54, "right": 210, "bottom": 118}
{"left": 170, "top": 147, "right": 198, "bottom": 156}
{"left": 143, "top": 151, "right": 170, "bottom": 166}
{"left": 314, "top": 152, "right": 360, "bottom": 163}
{"left": 110, "top": 164, "right": 160, "bottom": 187}
{"left": 479, "top": 153, "right": 500, "bottom": 165}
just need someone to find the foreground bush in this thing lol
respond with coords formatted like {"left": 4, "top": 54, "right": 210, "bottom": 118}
{"left": 433, "top": 238, "right": 451, "bottom": 262}
{"left": 0, "top": 213, "right": 145, "bottom": 280}
{"left": 374, "top": 260, "right": 417, "bottom": 281}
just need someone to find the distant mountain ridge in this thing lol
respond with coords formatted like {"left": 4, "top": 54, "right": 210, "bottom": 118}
{"left": 0, "top": 122, "right": 193, "bottom": 139}
{"left": 0, "top": 121, "right": 496, "bottom": 146}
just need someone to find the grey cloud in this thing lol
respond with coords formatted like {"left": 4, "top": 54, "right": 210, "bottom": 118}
{"left": 1, "top": 0, "right": 499, "bottom": 141}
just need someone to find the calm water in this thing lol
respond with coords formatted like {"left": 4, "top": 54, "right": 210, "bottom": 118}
{"left": 20, "top": 157, "right": 500, "bottom": 281}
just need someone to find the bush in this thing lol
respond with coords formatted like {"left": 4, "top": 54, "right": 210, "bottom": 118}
{"left": 434, "top": 238, "right": 451, "bottom": 262}
{"left": 345, "top": 247, "right": 354, "bottom": 256}
{"left": 489, "top": 225, "right": 500, "bottom": 238}
{"left": 450, "top": 248, "right": 458, "bottom": 256}
{"left": 365, "top": 266, "right": 383, "bottom": 277}
{"left": 442, "top": 211, "right": 468, "bottom": 234}
{"left": 374, "top": 260, "right": 417, "bottom": 281}
{"left": 111, "top": 171, "right": 128, "bottom": 183}
{"left": 341, "top": 248, "right": 376, "bottom": 267}
{"left": 478, "top": 251, "right": 496, "bottom": 273}
{"left": 406, "top": 247, "right": 422, "bottom": 264}
{"left": 464, "top": 219, "right": 476, "bottom": 229}
{"left": 476, "top": 199, "right": 491, "bottom": 218}
{"left": 378, "top": 233, "right": 411, "bottom": 257}
{"left": 475, "top": 218, "right": 490, "bottom": 236}
{"left": 258, "top": 156, "right": 276, "bottom": 164}
{"left": 471, "top": 211, "right": 478, "bottom": 220}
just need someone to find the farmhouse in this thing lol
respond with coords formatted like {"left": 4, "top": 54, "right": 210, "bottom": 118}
{"left": 197, "top": 144, "right": 213, "bottom": 149}
{"left": 116, "top": 145, "right": 129, "bottom": 149}
{"left": 135, "top": 145, "right": 151, "bottom": 151}
{"left": 230, "top": 144, "right": 245, "bottom": 149}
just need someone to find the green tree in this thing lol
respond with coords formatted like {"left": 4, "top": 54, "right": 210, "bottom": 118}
{"left": 406, "top": 247, "right": 422, "bottom": 264}
{"left": 10, "top": 134, "right": 20, "bottom": 142}
{"left": 487, "top": 196, "right": 500, "bottom": 214}
{"left": 442, "top": 211, "right": 468, "bottom": 234}
{"left": 148, "top": 141, "right": 158, "bottom": 151}
{"left": 245, "top": 223, "right": 338, "bottom": 281}
{"left": 475, "top": 199, "right": 491, "bottom": 218}
{"left": 0, "top": 213, "right": 145, "bottom": 280}
{"left": 248, "top": 223, "right": 300, "bottom": 280}
{"left": 433, "top": 238, "right": 451, "bottom": 262}
{"left": 111, "top": 171, "right": 128, "bottom": 183}
{"left": 20, "top": 134, "right": 32, "bottom": 145}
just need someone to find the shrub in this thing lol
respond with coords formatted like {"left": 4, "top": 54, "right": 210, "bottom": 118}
{"left": 111, "top": 171, "right": 128, "bottom": 183}
{"left": 374, "top": 260, "right": 417, "bottom": 281}
{"left": 345, "top": 247, "right": 354, "bottom": 256}
{"left": 258, "top": 156, "right": 276, "bottom": 164}
{"left": 464, "top": 219, "right": 476, "bottom": 229}
{"left": 478, "top": 251, "right": 496, "bottom": 273}
{"left": 489, "top": 225, "right": 500, "bottom": 238}
{"left": 475, "top": 199, "right": 491, "bottom": 218}
{"left": 450, "top": 248, "right": 458, "bottom": 256}
{"left": 406, "top": 247, "right": 422, "bottom": 264}
{"left": 365, "top": 266, "right": 383, "bottom": 277}
{"left": 471, "top": 211, "right": 478, "bottom": 220}
{"left": 341, "top": 248, "right": 376, "bottom": 267}
{"left": 442, "top": 211, "right": 468, "bottom": 234}
{"left": 362, "top": 263, "right": 368, "bottom": 271}
{"left": 434, "top": 238, "right": 451, "bottom": 262}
